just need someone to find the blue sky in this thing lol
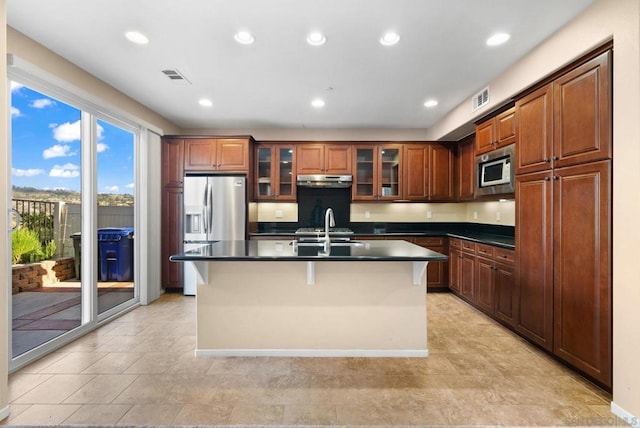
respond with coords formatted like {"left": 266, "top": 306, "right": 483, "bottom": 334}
{"left": 10, "top": 82, "right": 134, "bottom": 194}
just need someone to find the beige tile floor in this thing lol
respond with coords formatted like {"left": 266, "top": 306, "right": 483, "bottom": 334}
{"left": 2, "top": 292, "right": 626, "bottom": 427}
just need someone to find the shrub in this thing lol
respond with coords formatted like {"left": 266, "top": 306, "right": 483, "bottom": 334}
{"left": 43, "top": 239, "right": 57, "bottom": 259}
{"left": 12, "top": 228, "right": 45, "bottom": 264}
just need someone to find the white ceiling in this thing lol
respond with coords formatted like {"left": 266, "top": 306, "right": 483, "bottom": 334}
{"left": 7, "top": 0, "right": 595, "bottom": 131}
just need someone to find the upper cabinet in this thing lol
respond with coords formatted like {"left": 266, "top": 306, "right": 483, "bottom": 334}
{"left": 516, "top": 50, "right": 612, "bottom": 175}
{"left": 184, "top": 138, "right": 251, "bottom": 172}
{"left": 475, "top": 107, "right": 516, "bottom": 155}
{"left": 162, "top": 138, "right": 184, "bottom": 187}
{"left": 353, "top": 145, "right": 402, "bottom": 201}
{"left": 255, "top": 144, "right": 296, "bottom": 200}
{"left": 455, "top": 135, "right": 475, "bottom": 201}
{"left": 403, "top": 144, "right": 454, "bottom": 201}
{"left": 295, "top": 143, "right": 352, "bottom": 175}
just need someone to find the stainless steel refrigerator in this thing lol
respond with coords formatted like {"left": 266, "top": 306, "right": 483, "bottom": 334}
{"left": 183, "top": 175, "right": 246, "bottom": 295}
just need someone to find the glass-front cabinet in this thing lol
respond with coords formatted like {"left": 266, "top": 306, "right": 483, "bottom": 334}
{"left": 353, "top": 144, "right": 402, "bottom": 201}
{"left": 255, "top": 144, "right": 296, "bottom": 200}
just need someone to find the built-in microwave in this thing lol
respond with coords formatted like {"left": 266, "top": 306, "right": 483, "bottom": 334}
{"left": 476, "top": 144, "right": 515, "bottom": 196}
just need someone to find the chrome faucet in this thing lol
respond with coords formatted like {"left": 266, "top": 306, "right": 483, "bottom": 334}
{"left": 322, "top": 207, "right": 335, "bottom": 254}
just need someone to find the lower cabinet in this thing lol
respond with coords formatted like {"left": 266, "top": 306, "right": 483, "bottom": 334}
{"left": 449, "top": 238, "right": 516, "bottom": 324}
{"left": 413, "top": 237, "right": 448, "bottom": 291}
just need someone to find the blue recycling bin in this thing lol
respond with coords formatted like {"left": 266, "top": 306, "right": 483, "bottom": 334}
{"left": 97, "top": 227, "right": 134, "bottom": 282}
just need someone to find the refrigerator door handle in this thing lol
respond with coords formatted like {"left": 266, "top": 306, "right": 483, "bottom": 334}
{"left": 202, "top": 183, "right": 209, "bottom": 233}
{"left": 208, "top": 183, "right": 214, "bottom": 235}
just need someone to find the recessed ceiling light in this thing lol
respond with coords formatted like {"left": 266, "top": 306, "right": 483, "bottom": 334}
{"left": 234, "top": 31, "right": 255, "bottom": 45}
{"left": 311, "top": 98, "right": 325, "bottom": 108}
{"left": 424, "top": 99, "right": 438, "bottom": 108}
{"left": 380, "top": 31, "right": 400, "bottom": 46}
{"left": 125, "top": 31, "right": 149, "bottom": 45}
{"left": 306, "top": 31, "right": 327, "bottom": 46}
{"left": 199, "top": 99, "right": 213, "bottom": 107}
{"left": 486, "top": 32, "right": 510, "bottom": 46}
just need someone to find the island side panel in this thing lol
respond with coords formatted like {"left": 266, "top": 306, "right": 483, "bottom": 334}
{"left": 196, "top": 260, "right": 427, "bottom": 357}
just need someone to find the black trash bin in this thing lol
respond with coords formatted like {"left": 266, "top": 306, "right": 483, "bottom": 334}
{"left": 70, "top": 232, "right": 82, "bottom": 280}
{"left": 97, "top": 227, "right": 134, "bottom": 282}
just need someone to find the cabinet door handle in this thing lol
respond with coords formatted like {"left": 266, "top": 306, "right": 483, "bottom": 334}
{"left": 544, "top": 177, "right": 550, "bottom": 181}
{"left": 544, "top": 158, "right": 550, "bottom": 163}
{"left": 552, "top": 156, "right": 558, "bottom": 161}
{"left": 553, "top": 176, "right": 559, "bottom": 180}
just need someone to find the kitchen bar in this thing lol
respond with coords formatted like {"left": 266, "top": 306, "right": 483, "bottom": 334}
{"left": 171, "top": 239, "right": 447, "bottom": 357}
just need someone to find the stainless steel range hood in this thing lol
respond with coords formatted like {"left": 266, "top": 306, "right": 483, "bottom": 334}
{"left": 296, "top": 174, "right": 353, "bottom": 188}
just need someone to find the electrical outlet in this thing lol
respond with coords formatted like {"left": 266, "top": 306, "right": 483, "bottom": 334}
{"left": 473, "top": 211, "right": 478, "bottom": 220}
{"left": 496, "top": 212, "right": 501, "bottom": 221}
{"left": 427, "top": 211, "right": 433, "bottom": 219}
{"left": 275, "top": 210, "right": 283, "bottom": 218}
{"left": 365, "top": 210, "right": 371, "bottom": 219}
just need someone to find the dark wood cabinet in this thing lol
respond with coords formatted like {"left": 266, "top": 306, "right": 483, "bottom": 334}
{"left": 255, "top": 144, "right": 296, "bottom": 200}
{"left": 514, "top": 49, "right": 612, "bottom": 389}
{"left": 184, "top": 138, "right": 250, "bottom": 172}
{"left": 352, "top": 145, "right": 402, "bottom": 201}
{"left": 552, "top": 51, "right": 612, "bottom": 169}
{"left": 161, "top": 182, "right": 184, "bottom": 289}
{"left": 475, "top": 107, "right": 516, "bottom": 155}
{"left": 515, "top": 170, "right": 554, "bottom": 350}
{"left": 475, "top": 256, "right": 495, "bottom": 313}
{"left": 552, "top": 161, "right": 611, "bottom": 386}
{"left": 455, "top": 135, "right": 475, "bottom": 201}
{"left": 162, "top": 138, "right": 184, "bottom": 186}
{"left": 403, "top": 145, "right": 428, "bottom": 200}
{"left": 516, "top": 160, "right": 612, "bottom": 387}
{"left": 403, "top": 144, "right": 453, "bottom": 201}
{"left": 413, "top": 237, "right": 448, "bottom": 291}
{"left": 296, "top": 144, "right": 351, "bottom": 175}
{"left": 460, "top": 252, "right": 476, "bottom": 303}
{"left": 429, "top": 144, "right": 454, "bottom": 200}
{"left": 516, "top": 51, "right": 611, "bottom": 175}
{"left": 515, "top": 85, "right": 553, "bottom": 175}
{"left": 448, "top": 239, "right": 462, "bottom": 294}
{"left": 161, "top": 139, "right": 184, "bottom": 290}
{"left": 493, "top": 248, "right": 517, "bottom": 327}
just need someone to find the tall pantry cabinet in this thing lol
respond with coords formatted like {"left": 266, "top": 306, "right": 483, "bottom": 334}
{"left": 515, "top": 48, "right": 612, "bottom": 388}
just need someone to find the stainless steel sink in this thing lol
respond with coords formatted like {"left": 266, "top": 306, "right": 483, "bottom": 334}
{"left": 289, "top": 240, "right": 364, "bottom": 247}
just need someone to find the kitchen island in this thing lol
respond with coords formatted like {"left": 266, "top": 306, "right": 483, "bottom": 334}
{"left": 170, "top": 239, "right": 447, "bottom": 357}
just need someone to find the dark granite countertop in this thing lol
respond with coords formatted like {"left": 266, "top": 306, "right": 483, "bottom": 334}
{"left": 251, "top": 222, "right": 515, "bottom": 250}
{"left": 170, "top": 240, "right": 449, "bottom": 262}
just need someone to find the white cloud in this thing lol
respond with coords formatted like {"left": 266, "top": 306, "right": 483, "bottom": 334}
{"left": 12, "top": 168, "right": 45, "bottom": 177}
{"left": 30, "top": 98, "right": 55, "bottom": 109}
{"left": 11, "top": 107, "right": 21, "bottom": 118}
{"left": 97, "top": 142, "right": 109, "bottom": 153}
{"left": 52, "top": 120, "right": 81, "bottom": 143}
{"left": 43, "top": 144, "right": 76, "bottom": 159}
{"left": 105, "top": 185, "right": 119, "bottom": 192}
{"left": 125, "top": 182, "right": 135, "bottom": 188}
{"left": 10, "top": 82, "right": 24, "bottom": 92}
{"left": 97, "top": 123, "right": 104, "bottom": 141}
{"left": 49, "top": 163, "right": 80, "bottom": 178}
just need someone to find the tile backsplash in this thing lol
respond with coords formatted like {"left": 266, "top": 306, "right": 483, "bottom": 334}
{"left": 256, "top": 200, "right": 515, "bottom": 227}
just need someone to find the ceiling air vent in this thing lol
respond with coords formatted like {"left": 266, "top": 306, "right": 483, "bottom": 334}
{"left": 472, "top": 87, "right": 490, "bottom": 111}
{"left": 161, "top": 69, "right": 191, "bottom": 85}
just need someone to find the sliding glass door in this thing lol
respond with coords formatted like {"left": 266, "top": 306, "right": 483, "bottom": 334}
{"left": 9, "top": 80, "right": 139, "bottom": 368}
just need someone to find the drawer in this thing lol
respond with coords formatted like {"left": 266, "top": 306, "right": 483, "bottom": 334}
{"left": 494, "top": 247, "right": 515, "bottom": 264}
{"left": 476, "top": 243, "right": 495, "bottom": 258}
{"left": 449, "top": 238, "right": 461, "bottom": 249}
{"left": 414, "top": 237, "right": 445, "bottom": 247}
{"left": 461, "top": 240, "right": 477, "bottom": 254}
